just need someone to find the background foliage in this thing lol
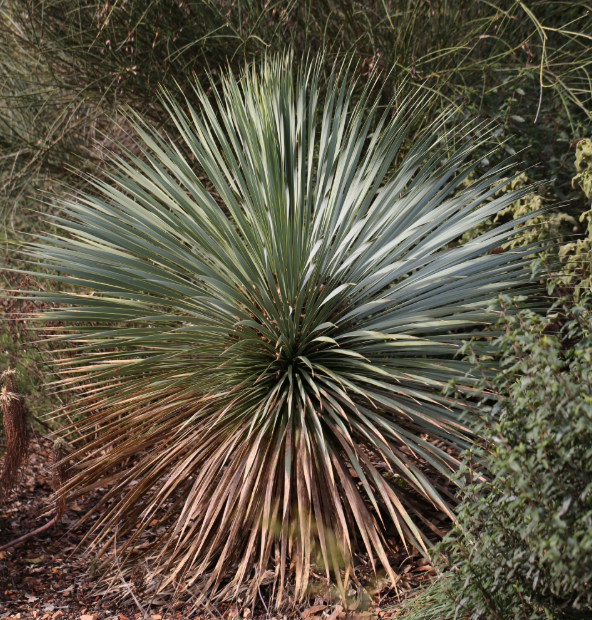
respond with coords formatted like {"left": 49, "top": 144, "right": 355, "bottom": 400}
{"left": 2, "top": 0, "right": 592, "bottom": 230}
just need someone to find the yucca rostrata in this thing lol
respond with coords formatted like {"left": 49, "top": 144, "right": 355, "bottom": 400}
{"left": 0, "top": 369, "right": 29, "bottom": 497}
{"left": 24, "top": 56, "right": 548, "bottom": 604}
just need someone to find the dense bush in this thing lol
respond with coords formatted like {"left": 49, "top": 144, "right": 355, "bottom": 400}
{"left": 425, "top": 284, "right": 592, "bottom": 619}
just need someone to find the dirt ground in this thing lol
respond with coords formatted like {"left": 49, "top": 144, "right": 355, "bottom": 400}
{"left": 0, "top": 434, "right": 437, "bottom": 620}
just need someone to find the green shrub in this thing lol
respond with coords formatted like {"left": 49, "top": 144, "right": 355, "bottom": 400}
{"left": 436, "top": 284, "right": 592, "bottom": 619}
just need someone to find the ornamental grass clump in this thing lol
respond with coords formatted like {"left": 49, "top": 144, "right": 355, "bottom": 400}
{"left": 24, "top": 56, "right": 549, "bottom": 604}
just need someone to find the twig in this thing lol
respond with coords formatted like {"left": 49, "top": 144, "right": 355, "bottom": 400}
{"left": 0, "top": 509, "right": 61, "bottom": 552}
{"left": 0, "top": 438, "right": 69, "bottom": 550}
{"left": 256, "top": 568, "right": 270, "bottom": 618}
{"left": 534, "top": 83, "right": 543, "bottom": 124}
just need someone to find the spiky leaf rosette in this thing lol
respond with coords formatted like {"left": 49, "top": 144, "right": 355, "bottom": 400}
{"left": 25, "top": 57, "right": 547, "bottom": 603}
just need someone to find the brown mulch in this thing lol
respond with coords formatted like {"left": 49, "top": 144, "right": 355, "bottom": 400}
{"left": 0, "top": 433, "right": 440, "bottom": 620}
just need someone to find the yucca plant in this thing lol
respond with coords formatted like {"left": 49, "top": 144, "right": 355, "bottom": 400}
{"left": 24, "top": 56, "right": 548, "bottom": 605}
